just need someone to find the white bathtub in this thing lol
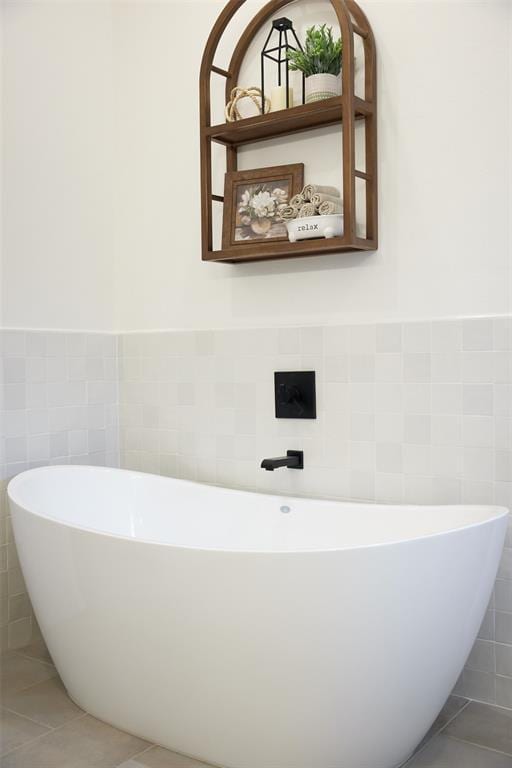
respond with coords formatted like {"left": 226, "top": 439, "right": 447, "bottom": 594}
{"left": 8, "top": 465, "right": 508, "bottom": 768}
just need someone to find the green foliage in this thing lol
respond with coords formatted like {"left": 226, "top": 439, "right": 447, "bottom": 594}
{"left": 287, "top": 24, "right": 343, "bottom": 77}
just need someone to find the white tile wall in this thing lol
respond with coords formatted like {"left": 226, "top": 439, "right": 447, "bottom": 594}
{"left": 117, "top": 317, "right": 512, "bottom": 708}
{"left": 1, "top": 321, "right": 511, "bottom": 709}
{"left": 0, "top": 329, "right": 119, "bottom": 649}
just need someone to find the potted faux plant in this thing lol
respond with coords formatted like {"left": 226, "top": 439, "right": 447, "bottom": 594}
{"left": 287, "top": 24, "right": 342, "bottom": 104}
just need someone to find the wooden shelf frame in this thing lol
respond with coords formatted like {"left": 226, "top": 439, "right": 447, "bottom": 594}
{"left": 200, "top": 0, "right": 377, "bottom": 263}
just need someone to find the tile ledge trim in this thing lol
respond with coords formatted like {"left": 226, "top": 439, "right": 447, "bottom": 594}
{"left": 118, "top": 314, "right": 512, "bottom": 334}
{"left": 2, "top": 313, "right": 511, "bottom": 336}
{"left": 0, "top": 327, "right": 117, "bottom": 335}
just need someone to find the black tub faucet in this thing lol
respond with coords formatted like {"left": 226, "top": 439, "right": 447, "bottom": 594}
{"left": 260, "top": 450, "right": 304, "bottom": 471}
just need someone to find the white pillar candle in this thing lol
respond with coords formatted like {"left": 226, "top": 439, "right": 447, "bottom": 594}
{"left": 270, "top": 86, "right": 294, "bottom": 111}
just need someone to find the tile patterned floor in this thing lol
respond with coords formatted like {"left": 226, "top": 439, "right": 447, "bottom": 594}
{"left": 1, "top": 646, "right": 512, "bottom": 767}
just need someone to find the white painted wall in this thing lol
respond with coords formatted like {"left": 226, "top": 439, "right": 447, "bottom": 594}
{"left": 1, "top": 1, "right": 116, "bottom": 331}
{"left": 1, "top": 1, "right": 511, "bottom": 332}
{"left": 112, "top": 0, "right": 512, "bottom": 331}
{"left": 0, "top": 5, "right": 4, "bottom": 333}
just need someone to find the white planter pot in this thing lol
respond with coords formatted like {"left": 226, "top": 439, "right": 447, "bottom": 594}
{"left": 305, "top": 73, "right": 342, "bottom": 104}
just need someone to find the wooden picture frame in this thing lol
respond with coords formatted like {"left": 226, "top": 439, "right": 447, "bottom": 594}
{"left": 222, "top": 163, "right": 304, "bottom": 249}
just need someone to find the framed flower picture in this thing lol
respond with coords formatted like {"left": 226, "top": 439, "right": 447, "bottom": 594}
{"left": 222, "top": 163, "right": 304, "bottom": 249}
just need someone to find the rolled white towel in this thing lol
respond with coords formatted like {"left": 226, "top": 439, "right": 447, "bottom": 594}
{"left": 303, "top": 184, "right": 340, "bottom": 201}
{"left": 310, "top": 192, "right": 343, "bottom": 207}
{"left": 280, "top": 205, "right": 300, "bottom": 220}
{"left": 318, "top": 199, "right": 343, "bottom": 215}
{"left": 298, "top": 202, "right": 317, "bottom": 218}
{"left": 290, "top": 193, "right": 305, "bottom": 208}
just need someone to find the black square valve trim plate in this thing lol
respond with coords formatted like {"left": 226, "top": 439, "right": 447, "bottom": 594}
{"left": 274, "top": 371, "right": 316, "bottom": 419}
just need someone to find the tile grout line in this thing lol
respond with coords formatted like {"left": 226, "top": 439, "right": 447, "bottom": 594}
{"left": 1, "top": 705, "right": 54, "bottom": 731}
{"left": 0, "top": 711, "right": 89, "bottom": 759}
{"left": 437, "top": 698, "right": 472, "bottom": 733}
{"left": 465, "top": 696, "right": 512, "bottom": 713}
{"left": 403, "top": 699, "right": 471, "bottom": 766}
{"left": 11, "top": 649, "right": 55, "bottom": 668}
{"left": 0, "top": 652, "right": 59, "bottom": 703}
{"left": 2, "top": 698, "right": 85, "bottom": 731}
{"left": 445, "top": 733, "right": 512, "bottom": 760}
{"left": 113, "top": 742, "right": 156, "bottom": 766}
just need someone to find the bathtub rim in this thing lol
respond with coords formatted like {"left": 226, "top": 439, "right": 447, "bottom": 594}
{"left": 7, "top": 464, "right": 510, "bottom": 556}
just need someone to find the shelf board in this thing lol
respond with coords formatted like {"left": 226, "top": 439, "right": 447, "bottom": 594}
{"left": 204, "top": 97, "right": 372, "bottom": 146}
{"left": 203, "top": 236, "right": 377, "bottom": 263}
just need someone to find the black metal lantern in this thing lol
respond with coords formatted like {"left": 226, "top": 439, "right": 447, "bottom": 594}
{"left": 261, "top": 17, "right": 305, "bottom": 110}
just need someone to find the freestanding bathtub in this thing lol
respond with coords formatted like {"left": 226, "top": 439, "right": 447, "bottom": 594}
{"left": 8, "top": 465, "right": 508, "bottom": 768}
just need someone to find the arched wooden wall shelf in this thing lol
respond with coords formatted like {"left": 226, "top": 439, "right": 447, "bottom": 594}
{"left": 200, "top": 0, "right": 377, "bottom": 263}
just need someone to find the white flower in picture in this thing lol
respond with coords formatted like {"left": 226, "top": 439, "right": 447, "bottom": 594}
{"left": 250, "top": 190, "right": 276, "bottom": 218}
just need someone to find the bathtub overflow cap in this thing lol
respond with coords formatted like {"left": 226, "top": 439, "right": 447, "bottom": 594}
{"left": 280, "top": 505, "right": 291, "bottom": 514}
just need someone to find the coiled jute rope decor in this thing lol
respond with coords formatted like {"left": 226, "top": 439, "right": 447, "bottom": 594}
{"left": 225, "top": 87, "right": 271, "bottom": 122}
